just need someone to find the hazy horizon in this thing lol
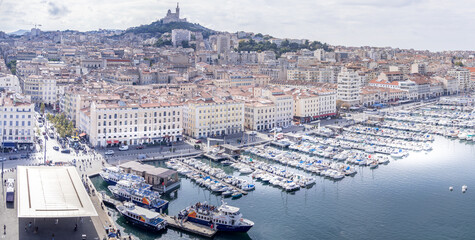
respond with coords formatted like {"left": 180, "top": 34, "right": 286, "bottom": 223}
{"left": 1, "top": 0, "right": 474, "bottom": 52}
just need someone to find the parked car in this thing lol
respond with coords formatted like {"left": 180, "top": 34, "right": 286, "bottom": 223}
{"left": 61, "top": 149, "right": 71, "bottom": 154}
{"left": 195, "top": 140, "right": 202, "bottom": 144}
{"left": 136, "top": 145, "right": 144, "bottom": 150}
{"left": 53, "top": 146, "right": 59, "bottom": 151}
{"left": 137, "top": 154, "right": 147, "bottom": 159}
{"left": 119, "top": 145, "right": 129, "bottom": 151}
{"left": 9, "top": 155, "right": 18, "bottom": 160}
{"left": 105, "top": 150, "right": 114, "bottom": 155}
{"left": 20, "top": 153, "right": 29, "bottom": 159}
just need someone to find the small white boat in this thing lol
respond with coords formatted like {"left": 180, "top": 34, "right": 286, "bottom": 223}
{"left": 239, "top": 168, "right": 253, "bottom": 174}
{"left": 284, "top": 182, "right": 300, "bottom": 192}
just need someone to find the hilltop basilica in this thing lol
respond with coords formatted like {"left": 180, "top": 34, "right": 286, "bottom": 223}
{"left": 161, "top": 3, "right": 187, "bottom": 24}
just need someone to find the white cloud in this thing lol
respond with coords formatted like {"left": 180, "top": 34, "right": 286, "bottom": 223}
{"left": 0, "top": 0, "right": 473, "bottom": 51}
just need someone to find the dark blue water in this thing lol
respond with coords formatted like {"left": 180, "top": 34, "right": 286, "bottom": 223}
{"left": 91, "top": 136, "right": 475, "bottom": 240}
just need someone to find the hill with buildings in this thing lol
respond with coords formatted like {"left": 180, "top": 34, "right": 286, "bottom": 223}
{"left": 125, "top": 21, "right": 216, "bottom": 38}
{"left": 124, "top": 3, "right": 215, "bottom": 38}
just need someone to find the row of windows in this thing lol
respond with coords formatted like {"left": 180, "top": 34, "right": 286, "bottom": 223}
{"left": 98, "top": 111, "right": 179, "bottom": 120}
{"left": 100, "top": 131, "right": 179, "bottom": 139}
{"left": 98, "top": 125, "right": 179, "bottom": 134}
{"left": 2, "top": 115, "right": 31, "bottom": 119}
{"left": 3, "top": 108, "right": 32, "bottom": 112}
{"left": 199, "top": 114, "right": 240, "bottom": 119}
{"left": 2, "top": 136, "right": 32, "bottom": 140}
{"left": 2, "top": 129, "right": 31, "bottom": 135}
{"left": 0, "top": 121, "right": 31, "bottom": 126}
{"left": 198, "top": 107, "right": 242, "bottom": 114}
{"left": 98, "top": 118, "right": 180, "bottom": 126}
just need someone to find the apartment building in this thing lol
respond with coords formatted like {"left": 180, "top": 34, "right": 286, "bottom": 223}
{"left": 0, "top": 74, "right": 22, "bottom": 93}
{"left": 337, "top": 68, "right": 361, "bottom": 106}
{"left": 261, "top": 88, "right": 294, "bottom": 128}
{"left": 83, "top": 101, "right": 183, "bottom": 147}
{"left": 0, "top": 91, "right": 35, "bottom": 149}
{"left": 23, "top": 75, "right": 57, "bottom": 105}
{"left": 244, "top": 99, "right": 275, "bottom": 131}
{"left": 447, "top": 68, "right": 471, "bottom": 91}
{"left": 182, "top": 97, "right": 244, "bottom": 138}
{"left": 289, "top": 88, "right": 336, "bottom": 123}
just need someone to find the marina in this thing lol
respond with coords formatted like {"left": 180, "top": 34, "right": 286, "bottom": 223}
{"left": 87, "top": 101, "right": 475, "bottom": 240}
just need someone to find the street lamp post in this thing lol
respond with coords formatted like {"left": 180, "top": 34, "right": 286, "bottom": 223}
{"left": 1, "top": 158, "right": 4, "bottom": 185}
{"left": 44, "top": 117, "right": 47, "bottom": 165}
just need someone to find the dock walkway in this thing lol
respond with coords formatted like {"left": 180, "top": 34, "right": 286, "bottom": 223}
{"left": 161, "top": 215, "right": 217, "bottom": 238}
{"left": 85, "top": 177, "right": 121, "bottom": 239}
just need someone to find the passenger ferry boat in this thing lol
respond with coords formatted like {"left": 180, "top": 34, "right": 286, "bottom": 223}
{"left": 178, "top": 201, "right": 254, "bottom": 232}
{"left": 117, "top": 202, "right": 167, "bottom": 232}
{"left": 100, "top": 167, "right": 148, "bottom": 186}
{"left": 100, "top": 167, "right": 124, "bottom": 185}
{"left": 108, "top": 180, "right": 169, "bottom": 212}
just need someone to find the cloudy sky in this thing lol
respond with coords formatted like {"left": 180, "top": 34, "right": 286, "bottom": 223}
{"left": 0, "top": 0, "right": 473, "bottom": 51}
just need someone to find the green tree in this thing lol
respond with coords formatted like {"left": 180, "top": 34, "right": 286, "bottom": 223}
{"left": 6, "top": 60, "right": 17, "bottom": 75}
{"left": 154, "top": 38, "right": 172, "bottom": 47}
{"left": 40, "top": 103, "right": 45, "bottom": 116}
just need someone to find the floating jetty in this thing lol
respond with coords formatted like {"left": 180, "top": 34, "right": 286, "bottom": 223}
{"left": 170, "top": 158, "right": 248, "bottom": 195}
{"left": 100, "top": 192, "right": 217, "bottom": 238}
{"left": 163, "top": 215, "right": 216, "bottom": 238}
{"left": 203, "top": 152, "right": 228, "bottom": 161}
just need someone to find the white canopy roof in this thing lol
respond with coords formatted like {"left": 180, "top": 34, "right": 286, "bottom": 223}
{"left": 17, "top": 166, "right": 98, "bottom": 218}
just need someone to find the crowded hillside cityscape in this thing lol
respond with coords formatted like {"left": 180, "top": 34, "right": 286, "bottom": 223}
{"left": 1, "top": 2, "right": 475, "bottom": 240}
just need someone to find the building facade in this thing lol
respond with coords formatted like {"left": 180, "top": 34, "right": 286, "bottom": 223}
{"left": 22, "top": 75, "right": 57, "bottom": 105}
{"left": 0, "top": 91, "right": 35, "bottom": 149}
{"left": 85, "top": 101, "right": 183, "bottom": 147}
{"left": 337, "top": 68, "right": 361, "bottom": 106}
{"left": 182, "top": 97, "right": 244, "bottom": 138}
{"left": 244, "top": 100, "right": 275, "bottom": 131}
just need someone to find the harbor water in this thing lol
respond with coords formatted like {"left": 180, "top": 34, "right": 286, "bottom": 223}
{"left": 91, "top": 135, "right": 475, "bottom": 240}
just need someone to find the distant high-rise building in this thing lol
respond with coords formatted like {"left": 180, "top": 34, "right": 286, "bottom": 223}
{"left": 447, "top": 68, "right": 471, "bottom": 91}
{"left": 171, "top": 29, "right": 191, "bottom": 47}
{"left": 216, "top": 35, "right": 231, "bottom": 54}
{"left": 337, "top": 68, "right": 361, "bottom": 106}
{"left": 411, "top": 63, "right": 427, "bottom": 75}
